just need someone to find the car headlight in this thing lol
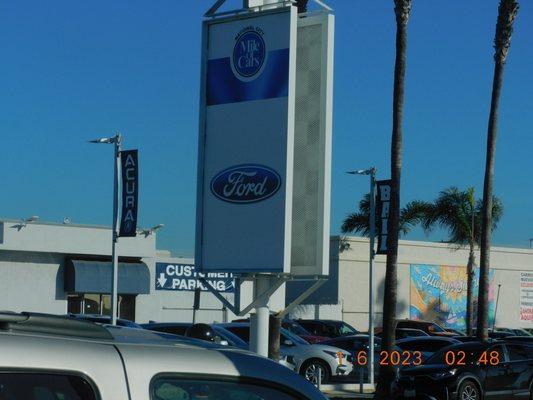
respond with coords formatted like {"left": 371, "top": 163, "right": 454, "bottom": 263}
{"left": 430, "top": 369, "right": 457, "bottom": 379}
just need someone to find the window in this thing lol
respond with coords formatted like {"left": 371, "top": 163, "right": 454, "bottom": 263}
{"left": 151, "top": 377, "right": 301, "bottom": 400}
{"left": 507, "top": 344, "right": 531, "bottom": 361}
{"left": 225, "top": 326, "right": 250, "bottom": 342}
{"left": 66, "top": 294, "right": 136, "bottom": 321}
{"left": 338, "top": 323, "right": 357, "bottom": 335}
{"left": 0, "top": 373, "right": 97, "bottom": 400}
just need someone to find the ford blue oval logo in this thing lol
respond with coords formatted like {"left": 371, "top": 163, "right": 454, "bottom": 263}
{"left": 210, "top": 164, "right": 281, "bottom": 204}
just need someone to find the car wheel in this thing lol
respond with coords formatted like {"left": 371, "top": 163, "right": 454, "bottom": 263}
{"left": 457, "top": 380, "right": 481, "bottom": 400}
{"left": 301, "top": 359, "right": 330, "bottom": 385}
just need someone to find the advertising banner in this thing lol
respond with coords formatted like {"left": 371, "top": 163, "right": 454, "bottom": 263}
{"left": 410, "top": 264, "right": 495, "bottom": 330}
{"left": 196, "top": 7, "right": 297, "bottom": 273}
{"left": 119, "top": 149, "right": 138, "bottom": 237}
{"left": 375, "top": 179, "right": 391, "bottom": 255}
{"left": 520, "top": 272, "right": 533, "bottom": 322}
{"left": 155, "top": 263, "right": 234, "bottom": 293}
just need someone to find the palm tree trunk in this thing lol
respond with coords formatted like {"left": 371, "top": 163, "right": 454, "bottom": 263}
{"left": 375, "top": 1, "right": 411, "bottom": 398}
{"left": 477, "top": 0, "right": 518, "bottom": 342}
{"left": 466, "top": 246, "right": 475, "bottom": 336}
{"left": 477, "top": 61, "right": 503, "bottom": 342}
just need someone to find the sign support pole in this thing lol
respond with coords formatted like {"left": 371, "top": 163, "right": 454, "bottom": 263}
{"left": 250, "top": 275, "right": 270, "bottom": 357}
{"left": 110, "top": 134, "right": 121, "bottom": 325}
{"left": 368, "top": 168, "right": 376, "bottom": 386}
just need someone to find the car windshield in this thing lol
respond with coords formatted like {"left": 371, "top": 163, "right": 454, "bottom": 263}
{"left": 212, "top": 326, "right": 248, "bottom": 348}
{"left": 338, "top": 322, "right": 358, "bottom": 335}
{"left": 282, "top": 328, "right": 309, "bottom": 345}
{"left": 283, "top": 322, "right": 310, "bottom": 336}
{"left": 427, "top": 323, "right": 445, "bottom": 333}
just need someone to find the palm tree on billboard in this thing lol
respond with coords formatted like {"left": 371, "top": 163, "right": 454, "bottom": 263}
{"left": 420, "top": 187, "right": 503, "bottom": 335}
{"left": 478, "top": 0, "right": 519, "bottom": 341}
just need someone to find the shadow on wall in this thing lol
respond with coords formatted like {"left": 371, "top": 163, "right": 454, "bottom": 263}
{"left": 374, "top": 276, "right": 408, "bottom": 327}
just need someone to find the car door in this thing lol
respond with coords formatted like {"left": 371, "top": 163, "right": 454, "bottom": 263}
{"left": 505, "top": 343, "right": 533, "bottom": 397}
{"left": 483, "top": 344, "right": 514, "bottom": 399}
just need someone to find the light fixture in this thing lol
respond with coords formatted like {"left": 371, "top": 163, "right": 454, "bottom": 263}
{"left": 13, "top": 215, "right": 40, "bottom": 231}
{"left": 140, "top": 224, "right": 165, "bottom": 237}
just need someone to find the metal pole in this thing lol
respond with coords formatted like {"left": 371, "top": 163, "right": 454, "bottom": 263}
{"left": 368, "top": 167, "right": 376, "bottom": 386}
{"left": 492, "top": 284, "right": 502, "bottom": 331}
{"left": 250, "top": 276, "right": 270, "bottom": 357}
{"left": 110, "top": 133, "right": 121, "bottom": 325}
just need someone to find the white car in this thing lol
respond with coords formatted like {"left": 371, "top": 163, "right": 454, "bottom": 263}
{"left": 0, "top": 312, "right": 327, "bottom": 400}
{"left": 219, "top": 322, "right": 353, "bottom": 384}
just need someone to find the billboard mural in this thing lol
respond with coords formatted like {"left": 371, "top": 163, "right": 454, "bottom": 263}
{"left": 410, "top": 264, "right": 495, "bottom": 330}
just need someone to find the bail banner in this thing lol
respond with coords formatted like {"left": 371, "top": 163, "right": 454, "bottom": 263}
{"left": 119, "top": 149, "right": 138, "bottom": 237}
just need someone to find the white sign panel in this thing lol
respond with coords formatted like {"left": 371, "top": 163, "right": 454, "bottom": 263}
{"left": 196, "top": 7, "right": 297, "bottom": 273}
{"left": 520, "top": 272, "right": 533, "bottom": 322}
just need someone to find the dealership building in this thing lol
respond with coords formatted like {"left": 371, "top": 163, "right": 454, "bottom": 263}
{"left": 1, "top": 219, "right": 532, "bottom": 331}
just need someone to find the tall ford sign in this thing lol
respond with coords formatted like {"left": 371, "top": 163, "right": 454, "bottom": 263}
{"left": 196, "top": 5, "right": 334, "bottom": 275}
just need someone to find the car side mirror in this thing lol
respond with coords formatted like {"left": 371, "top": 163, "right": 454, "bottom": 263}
{"left": 283, "top": 339, "right": 294, "bottom": 346}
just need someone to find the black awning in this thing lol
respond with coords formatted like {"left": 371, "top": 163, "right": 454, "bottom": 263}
{"left": 65, "top": 259, "right": 150, "bottom": 295}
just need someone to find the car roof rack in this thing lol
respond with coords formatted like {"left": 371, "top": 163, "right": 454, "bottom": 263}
{"left": 0, "top": 311, "right": 113, "bottom": 340}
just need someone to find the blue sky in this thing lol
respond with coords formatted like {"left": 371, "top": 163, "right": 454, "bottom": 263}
{"left": 1, "top": 1, "right": 531, "bottom": 256}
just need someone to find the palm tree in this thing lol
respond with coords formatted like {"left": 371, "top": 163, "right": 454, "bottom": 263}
{"left": 478, "top": 0, "right": 519, "bottom": 342}
{"left": 375, "top": 1, "right": 412, "bottom": 398}
{"left": 420, "top": 187, "right": 503, "bottom": 335}
{"left": 341, "top": 194, "right": 428, "bottom": 238}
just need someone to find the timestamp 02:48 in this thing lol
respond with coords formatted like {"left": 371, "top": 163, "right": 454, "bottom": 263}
{"left": 444, "top": 350, "right": 501, "bottom": 366}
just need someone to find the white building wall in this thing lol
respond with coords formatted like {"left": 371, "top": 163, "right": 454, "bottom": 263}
{"left": 337, "top": 236, "right": 533, "bottom": 331}
{"left": 0, "top": 251, "right": 67, "bottom": 314}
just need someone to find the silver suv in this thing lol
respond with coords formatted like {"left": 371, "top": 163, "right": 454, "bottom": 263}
{"left": 0, "top": 312, "right": 327, "bottom": 400}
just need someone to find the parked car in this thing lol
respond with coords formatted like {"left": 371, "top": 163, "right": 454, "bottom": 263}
{"left": 495, "top": 327, "right": 533, "bottom": 337}
{"left": 296, "top": 319, "right": 359, "bottom": 338}
{"left": 232, "top": 317, "right": 328, "bottom": 343}
{"left": 394, "top": 319, "right": 457, "bottom": 337}
{"left": 394, "top": 341, "right": 533, "bottom": 400}
{"left": 504, "top": 335, "right": 533, "bottom": 345}
{"left": 67, "top": 313, "right": 143, "bottom": 328}
{"left": 318, "top": 334, "right": 407, "bottom": 380}
{"left": 375, "top": 328, "right": 429, "bottom": 340}
{"left": 472, "top": 328, "right": 516, "bottom": 339}
{"left": 282, "top": 319, "right": 329, "bottom": 343}
{"left": 218, "top": 322, "right": 353, "bottom": 384}
{"left": 395, "top": 336, "right": 460, "bottom": 361}
{"left": 0, "top": 312, "right": 327, "bottom": 400}
{"left": 141, "top": 321, "right": 248, "bottom": 349}
{"left": 445, "top": 328, "right": 466, "bottom": 336}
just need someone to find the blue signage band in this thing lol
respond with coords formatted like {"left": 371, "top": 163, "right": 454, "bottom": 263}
{"left": 206, "top": 48, "right": 289, "bottom": 106}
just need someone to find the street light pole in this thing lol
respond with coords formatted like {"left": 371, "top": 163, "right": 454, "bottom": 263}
{"left": 346, "top": 167, "right": 377, "bottom": 386}
{"left": 89, "top": 133, "right": 121, "bottom": 325}
{"left": 111, "top": 134, "right": 121, "bottom": 325}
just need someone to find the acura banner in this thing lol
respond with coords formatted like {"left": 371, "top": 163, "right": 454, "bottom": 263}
{"left": 119, "top": 149, "right": 138, "bottom": 237}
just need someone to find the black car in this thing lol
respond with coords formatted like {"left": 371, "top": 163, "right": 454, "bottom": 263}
{"left": 375, "top": 328, "right": 429, "bottom": 340}
{"left": 395, "top": 336, "right": 460, "bottom": 362}
{"left": 297, "top": 319, "right": 359, "bottom": 338}
{"left": 141, "top": 322, "right": 248, "bottom": 349}
{"left": 504, "top": 336, "right": 533, "bottom": 344}
{"left": 395, "top": 341, "right": 533, "bottom": 400}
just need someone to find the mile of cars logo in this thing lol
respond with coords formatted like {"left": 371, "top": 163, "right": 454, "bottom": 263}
{"left": 231, "top": 26, "right": 266, "bottom": 80}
